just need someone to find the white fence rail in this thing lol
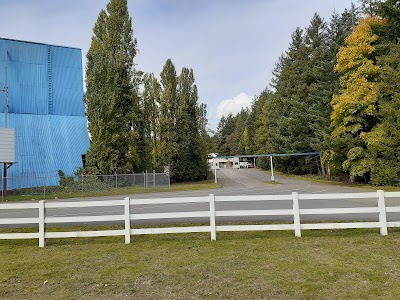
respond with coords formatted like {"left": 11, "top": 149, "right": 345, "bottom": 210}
{"left": 1, "top": 190, "right": 400, "bottom": 247}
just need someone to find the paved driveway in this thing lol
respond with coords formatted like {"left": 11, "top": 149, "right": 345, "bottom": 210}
{"left": 1, "top": 168, "right": 400, "bottom": 226}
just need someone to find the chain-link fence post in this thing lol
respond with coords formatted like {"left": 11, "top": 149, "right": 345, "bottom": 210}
{"left": 115, "top": 172, "right": 118, "bottom": 194}
{"left": 0, "top": 172, "right": 173, "bottom": 199}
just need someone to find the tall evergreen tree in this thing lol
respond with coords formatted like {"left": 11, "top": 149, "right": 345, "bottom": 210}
{"left": 361, "top": 0, "right": 400, "bottom": 185}
{"left": 273, "top": 28, "right": 310, "bottom": 164}
{"left": 142, "top": 73, "right": 161, "bottom": 171}
{"left": 255, "top": 14, "right": 344, "bottom": 174}
{"left": 326, "top": 7, "right": 360, "bottom": 95}
{"left": 267, "top": 23, "right": 320, "bottom": 173}
{"left": 305, "top": 14, "right": 333, "bottom": 150}
{"left": 156, "top": 61, "right": 209, "bottom": 182}
{"left": 197, "top": 103, "right": 212, "bottom": 172}
{"left": 245, "top": 91, "right": 268, "bottom": 155}
{"left": 85, "top": 0, "right": 141, "bottom": 174}
{"left": 159, "top": 59, "right": 178, "bottom": 170}
{"left": 359, "top": 0, "right": 381, "bottom": 16}
{"left": 232, "top": 109, "right": 249, "bottom": 155}
{"left": 216, "top": 113, "right": 237, "bottom": 155}
{"left": 171, "top": 67, "right": 192, "bottom": 181}
{"left": 187, "top": 78, "right": 208, "bottom": 180}
{"left": 373, "top": 0, "right": 400, "bottom": 54}
{"left": 321, "top": 8, "right": 360, "bottom": 173}
{"left": 364, "top": 41, "right": 400, "bottom": 185}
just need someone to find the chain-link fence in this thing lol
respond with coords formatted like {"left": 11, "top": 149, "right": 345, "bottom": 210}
{"left": 0, "top": 172, "right": 170, "bottom": 201}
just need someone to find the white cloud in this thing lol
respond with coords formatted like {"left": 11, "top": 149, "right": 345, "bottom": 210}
{"left": 214, "top": 92, "right": 252, "bottom": 119}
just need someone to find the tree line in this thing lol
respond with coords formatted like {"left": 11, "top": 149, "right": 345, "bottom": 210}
{"left": 215, "top": 0, "right": 400, "bottom": 185}
{"left": 84, "top": 0, "right": 208, "bottom": 182}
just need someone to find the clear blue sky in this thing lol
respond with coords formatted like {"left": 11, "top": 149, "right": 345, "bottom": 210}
{"left": 0, "top": 0, "right": 354, "bottom": 130}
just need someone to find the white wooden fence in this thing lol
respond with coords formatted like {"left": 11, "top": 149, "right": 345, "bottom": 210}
{"left": 1, "top": 190, "right": 400, "bottom": 247}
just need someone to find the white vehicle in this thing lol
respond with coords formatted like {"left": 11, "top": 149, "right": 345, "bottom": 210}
{"left": 208, "top": 153, "right": 218, "bottom": 159}
{"left": 239, "top": 161, "right": 254, "bottom": 168}
{"left": 239, "top": 162, "right": 250, "bottom": 168}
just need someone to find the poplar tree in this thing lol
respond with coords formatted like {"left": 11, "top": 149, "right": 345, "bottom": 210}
{"left": 85, "top": 0, "right": 141, "bottom": 174}
{"left": 190, "top": 85, "right": 208, "bottom": 180}
{"left": 158, "top": 60, "right": 207, "bottom": 182}
{"left": 171, "top": 67, "right": 192, "bottom": 181}
{"left": 197, "top": 103, "right": 211, "bottom": 174}
{"left": 172, "top": 68, "right": 207, "bottom": 181}
{"left": 142, "top": 73, "right": 161, "bottom": 171}
{"left": 159, "top": 59, "right": 178, "bottom": 170}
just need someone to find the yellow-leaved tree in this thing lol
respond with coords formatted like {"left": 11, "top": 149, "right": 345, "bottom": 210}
{"left": 330, "top": 16, "right": 386, "bottom": 182}
{"left": 331, "top": 16, "right": 385, "bottom": 136}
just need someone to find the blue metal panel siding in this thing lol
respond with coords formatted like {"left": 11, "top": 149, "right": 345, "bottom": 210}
{"left": 0, "top": 40, "right": 47, "bottom": 64}
{"left": 0, "top": 39, "right": 85, "bottom": 116}
{"left": 52, "top": 66, "right": 85, "bottom": 116}
{"left": 0, "top": 38, "right": 90, "bottom": 189}
{"left": 51, "top": 46, "right": 82, "bottom": 68}
{"left": 7, "top": 60, "right": 48, "bottom": 114}
{"left": 0, "top": 40, "right": 48, "bottom": 114}
{"left": 0, "top": 113, "right": 90, "bottom": 189}
{"left": 51, "top": 46, "right": 85, "bottom": 116}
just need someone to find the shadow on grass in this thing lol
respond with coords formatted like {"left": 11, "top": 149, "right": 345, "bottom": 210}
{"left": 1, "top": 222, "right": 400, "bottom": 249}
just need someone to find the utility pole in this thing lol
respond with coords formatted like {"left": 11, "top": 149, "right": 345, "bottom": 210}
{"left": 1, "top": 51, "right": 9, "bottom": 126}
{"left": 4, "top": 54, "right": 7, "bottom": 128}
{"left": 1, "top": 51, "right": 9, "bottom": 196}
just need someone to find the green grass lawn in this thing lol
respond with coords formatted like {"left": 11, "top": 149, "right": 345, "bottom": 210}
{"left": 1, "top": 227, "right": 400, "bottom": 299}
{"left": 1, "top": 180, "right": 221, "bottom": 202}
{"left": 269, "top": 170, "right": 400, "bottom": 191}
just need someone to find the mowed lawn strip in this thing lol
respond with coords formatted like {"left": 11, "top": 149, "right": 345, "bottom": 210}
{"left": 1, "top": 227, "right": 399, "bottom": 300}
{"left": 1, "top": 180, "right": 221, "bottom": 202}
{"left": 274, "top": 171, "right": 400, "bottom": 191}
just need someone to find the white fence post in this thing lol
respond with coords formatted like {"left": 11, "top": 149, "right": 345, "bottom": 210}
{"left": 377, "top": 190, "right": 388, "bottom": 236}
{"left": 124, "top": 197, "right": 131, "bottom": 244}
{"left": 209, "top": 194, "right": 216, "bottom": 240}
{"left": 292, "top": 192, "right": 301, "bottom": 237}
{"left": 38, "top": 200, "right": 46, "bottom": 248}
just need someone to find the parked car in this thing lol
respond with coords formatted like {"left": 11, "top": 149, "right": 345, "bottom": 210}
{"left": 208, "top": 153, "right": 218, "bottom": 159}
{"left": 239, "top": 162, "right": 250, "bottom": 168}
{"left": 239, "top": 162, "right": 254, "bottom": 168}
